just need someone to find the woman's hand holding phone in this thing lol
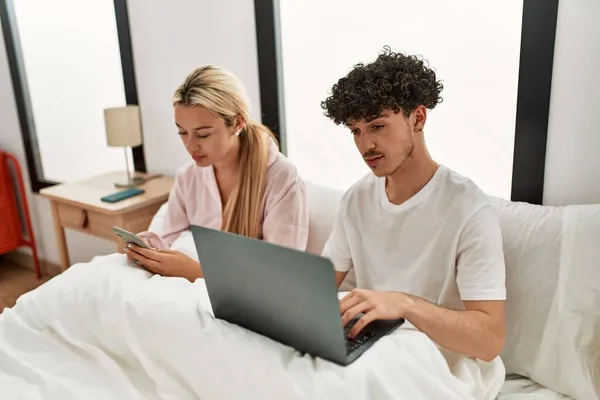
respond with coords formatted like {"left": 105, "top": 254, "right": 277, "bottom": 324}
{"left": 124, "top": 243, "right": 203, "bottom": 283}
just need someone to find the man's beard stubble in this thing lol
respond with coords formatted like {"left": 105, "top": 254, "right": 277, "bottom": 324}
{"left": 384, "top": 141, "right": 414, "bottom": 178}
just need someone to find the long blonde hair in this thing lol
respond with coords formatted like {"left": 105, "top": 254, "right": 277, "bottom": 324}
{"left": 173, "top": 65, "right": 278, "bottom": 239}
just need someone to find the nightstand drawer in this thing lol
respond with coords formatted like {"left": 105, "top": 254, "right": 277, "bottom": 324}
{"left": 84, "top": 210, "right": 116, "bottom": 241}
{"left": 57, "top": 203, "right": 87, "bottom": 228}
{"left": 57, "top": 203, "right": 115, "bottom": 241}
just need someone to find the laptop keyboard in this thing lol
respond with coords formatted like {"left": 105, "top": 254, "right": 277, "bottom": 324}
{"left": 344, "top": 319, "right": 376, "bottom": 353}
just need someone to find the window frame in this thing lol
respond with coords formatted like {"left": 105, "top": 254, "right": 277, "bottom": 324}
{"left": 253, "top": 0, "right": 560, "bottom": 205}
{"left": 0, "top": 0, "right": 146, "bottom": 193}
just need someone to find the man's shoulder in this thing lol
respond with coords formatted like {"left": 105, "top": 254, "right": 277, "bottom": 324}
{"left": 436, "top": 166, "right": 493, "bottom": 215}
{"left": 339, "top": 173, "right": 379, "bottom": 208}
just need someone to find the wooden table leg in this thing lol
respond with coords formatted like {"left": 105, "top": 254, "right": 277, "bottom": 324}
{"left": 50, "top": 201, "right": 70, "bottom": 271}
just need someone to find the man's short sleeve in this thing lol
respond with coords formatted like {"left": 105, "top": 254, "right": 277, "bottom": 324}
{"left": 322, "top": 199, "right": 353, "bottom": 272}
{"left": 456, "top": 205, "right": 507, "bottom": 301}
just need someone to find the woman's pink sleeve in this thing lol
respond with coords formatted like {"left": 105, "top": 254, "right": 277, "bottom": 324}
{"left": 262, "top": 175, "right": 309, "bottom": 251}
{"left": 137, "top": 171, "right": 190, "bottom": 249}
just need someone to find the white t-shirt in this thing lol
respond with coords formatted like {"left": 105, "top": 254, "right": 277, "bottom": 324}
{"left": 322, "top": 165, "right": 506, "bottom": 310}
{"left": 323, "top": 165, "right": 507, "bottom": 399}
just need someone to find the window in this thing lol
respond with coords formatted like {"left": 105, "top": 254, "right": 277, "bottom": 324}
{"left": 0, "top": 0, "right": 145, "bottom": 192}
{"left": 254, "top": 0, "right": 559, "bottom": 204}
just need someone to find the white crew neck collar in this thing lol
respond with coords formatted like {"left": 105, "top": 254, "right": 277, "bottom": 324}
{"left": 379, "top": 164, "right": 446, "bottom": 212}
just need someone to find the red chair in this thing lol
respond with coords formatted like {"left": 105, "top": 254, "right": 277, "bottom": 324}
{"left": 0, "top": 150, "right": 41, "bottom": 278}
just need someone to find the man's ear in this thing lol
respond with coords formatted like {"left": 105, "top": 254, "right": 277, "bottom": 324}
{"left": 413, "top": 105, "right": 427, "bottom": 132}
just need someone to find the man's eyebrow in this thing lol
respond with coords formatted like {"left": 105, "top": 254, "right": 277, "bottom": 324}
{"left": 344, "top": 112, "right": 393, "bottom": 128}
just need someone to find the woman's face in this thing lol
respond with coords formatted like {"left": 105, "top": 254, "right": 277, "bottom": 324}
{"left": 174, "top": 104, "right": 242, "bottom": 167}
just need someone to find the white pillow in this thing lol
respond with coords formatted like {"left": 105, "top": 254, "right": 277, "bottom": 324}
{"left": 148, "top": 202, "right": 169, "bottom": 233}
{"left": 304, "top": 181, "right": 344, "bottom": 255}
{"left": 490, "top": 197, "right": 600, "bottom": 400}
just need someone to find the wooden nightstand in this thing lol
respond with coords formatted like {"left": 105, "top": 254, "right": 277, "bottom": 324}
{"left": 39, "top": 171, "right": 174, "bottom": 271}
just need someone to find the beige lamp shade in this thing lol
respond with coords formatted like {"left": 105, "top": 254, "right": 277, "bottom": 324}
{"left": 104, "top": 105, "right": 143, "bottom": 147}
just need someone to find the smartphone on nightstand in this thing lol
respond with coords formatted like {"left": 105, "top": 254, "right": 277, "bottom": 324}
{"left": 101, "top": 188, "right": 145, "bottom": 203}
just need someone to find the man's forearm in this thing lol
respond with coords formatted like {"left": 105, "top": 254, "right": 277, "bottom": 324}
{"left": 402, "top": 294, "right": 504, "bottom": 362}
{"left": 335, "top": 271, "right": 348, "bottom": 288}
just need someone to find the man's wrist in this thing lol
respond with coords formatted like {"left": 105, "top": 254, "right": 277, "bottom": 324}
{"left": 394, "top": 292, "right": 416, "bottom": 319}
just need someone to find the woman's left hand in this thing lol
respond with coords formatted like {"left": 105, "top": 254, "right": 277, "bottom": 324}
{"left": 125, "top": 244, "right": 203, "bottom": 282}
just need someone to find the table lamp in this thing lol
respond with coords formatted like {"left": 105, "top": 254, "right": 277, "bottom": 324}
{"left": 104, "top": 105, "right": 144, "bottom": 188}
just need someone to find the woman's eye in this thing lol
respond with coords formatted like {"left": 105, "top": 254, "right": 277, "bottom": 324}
{"left": 177, "top": 131, "right": 187, "bottom": 136}
{"left": 197, "top": 133, "right": 211, "bottom": 139}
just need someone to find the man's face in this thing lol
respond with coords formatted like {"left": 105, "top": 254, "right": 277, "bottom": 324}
{"left": 347, "top": 108, "right": 422, "bottom": 177}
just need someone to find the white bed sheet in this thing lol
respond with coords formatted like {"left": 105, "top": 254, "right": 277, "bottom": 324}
{"left": 498, "top": 375, "right": 572, "bottom": 400}
{"left": 0, "top": 239, "right": 506, "bottom": 400}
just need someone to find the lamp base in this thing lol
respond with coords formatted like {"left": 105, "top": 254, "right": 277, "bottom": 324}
{"left": 114, "top": 176, "right": 145, "bottom": 189}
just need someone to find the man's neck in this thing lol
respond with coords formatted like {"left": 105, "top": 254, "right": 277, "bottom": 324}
{"left": 385, "top": 151, "right": 439, "bottom": 206}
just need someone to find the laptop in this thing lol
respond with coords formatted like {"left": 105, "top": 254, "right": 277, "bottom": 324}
{"left": 190, "top": 225, "right": 404, "bottom": 366}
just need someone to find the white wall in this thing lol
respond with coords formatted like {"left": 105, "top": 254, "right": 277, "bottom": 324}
{"left": 0, "top": 0, "right": 260, "bottom": 266}
{"left": 126, "top": 0, "right": 261, "bottom": 175}
{"left": 0, "top": 0, "right": 598, "bottom": 266}
{"left": 279, "top": 0, "right": 522, "bottom": 199}
{"left": 543, "top": 0, "right": 600, "bottom": 206}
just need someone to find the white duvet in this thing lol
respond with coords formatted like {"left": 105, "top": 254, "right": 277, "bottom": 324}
{"left": 0, "top": 234, "right": 505, "bottom": 400}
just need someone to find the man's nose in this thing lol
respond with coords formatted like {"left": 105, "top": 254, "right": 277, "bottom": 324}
{"left": 356, "top": 133, "right": 375, "bottom": 153}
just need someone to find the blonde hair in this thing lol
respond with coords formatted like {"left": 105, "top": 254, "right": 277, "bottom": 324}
{"left": 173, "top": 65, "right": 278, "bottom": 239}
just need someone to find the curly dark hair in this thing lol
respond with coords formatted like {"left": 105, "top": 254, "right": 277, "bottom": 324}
{"left": 321, "top": 46, "right": 444, "bottom": 125}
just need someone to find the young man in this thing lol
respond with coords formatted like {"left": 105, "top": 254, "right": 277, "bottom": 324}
{"left": 320, "top": 47, "right": 507, "bottom": 365}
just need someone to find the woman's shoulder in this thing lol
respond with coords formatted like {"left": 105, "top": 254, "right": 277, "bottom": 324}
{"left": 267, "top": 153, "right": 301, "bottom": 183}
{"left": 173, "top": 162, "right": 211, "bottom": 188}
{"left": 265, "top": 153, "right": 304, "bottom": 193}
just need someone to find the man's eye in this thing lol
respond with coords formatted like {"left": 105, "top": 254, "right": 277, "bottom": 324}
{"left": 372, "top": 124, "right": 384, "bottom": 131}
{"left": 351, "top": 129, "right": 359, "bottom": 136}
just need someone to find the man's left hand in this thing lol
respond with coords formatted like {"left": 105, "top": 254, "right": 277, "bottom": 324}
{"left": 125, "top": 244, "right": 203, "bottom": 282}
{"left": 340, "top": 289, "right": 411, "bottom": 338}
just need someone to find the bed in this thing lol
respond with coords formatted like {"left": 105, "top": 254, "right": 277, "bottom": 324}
{"left": 0, "top": 181, "right": 598, "bottom": 399}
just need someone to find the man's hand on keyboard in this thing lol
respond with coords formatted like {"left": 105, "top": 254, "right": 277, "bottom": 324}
{"left": 340, "top": 289, "right": 410, "bottom": 338}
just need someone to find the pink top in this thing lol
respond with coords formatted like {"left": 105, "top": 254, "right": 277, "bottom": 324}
{"left": 139, "top": 139, "right": 309, "bottom": 251}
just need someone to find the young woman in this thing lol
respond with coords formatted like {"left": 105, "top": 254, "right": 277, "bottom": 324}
{"left": 125, "top": 65, "right": 309, "bottom": 281}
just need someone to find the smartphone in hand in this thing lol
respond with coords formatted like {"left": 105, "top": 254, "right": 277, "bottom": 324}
{"left": 112, "top": 226, "right": 149, "bottom": 249}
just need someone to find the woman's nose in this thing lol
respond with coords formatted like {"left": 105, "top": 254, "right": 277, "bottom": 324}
{"left": 185, "top": 136, "right": 201, "bottom": 151}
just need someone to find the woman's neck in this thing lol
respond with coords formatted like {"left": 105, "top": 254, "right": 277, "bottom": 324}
{"left": 213, "top": 140, "right": 241, "bottom": 206}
